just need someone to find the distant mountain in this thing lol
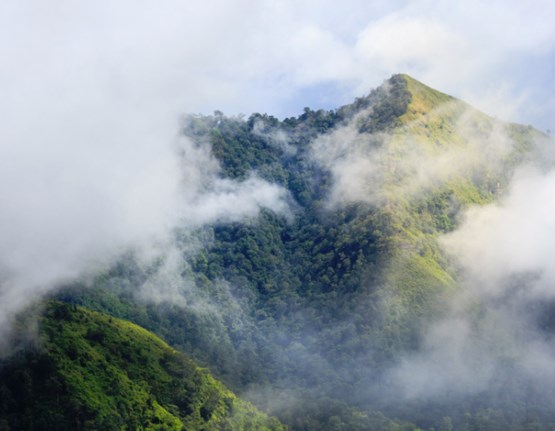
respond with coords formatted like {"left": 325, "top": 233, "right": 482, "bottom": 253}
{"left": 3, "top": 75, "right": 552, "bottom": 430}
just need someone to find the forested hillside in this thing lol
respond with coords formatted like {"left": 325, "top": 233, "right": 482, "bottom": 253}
{"left": 3, "top": 74, "right": 554, "bottom": 430}
{"left": 0, "top": 302, "right": 285, "bottom": 431}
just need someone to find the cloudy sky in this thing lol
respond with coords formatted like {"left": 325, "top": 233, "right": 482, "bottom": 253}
{"left": 2, "top": 1, "right": 554, "bottom": 127}
{"left": 0, "top": 0, "right": 554, "bottom": 335}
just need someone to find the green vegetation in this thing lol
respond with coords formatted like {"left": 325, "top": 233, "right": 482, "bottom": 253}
{"left": 0, "top": 302, "right": 284, "bottom": 431}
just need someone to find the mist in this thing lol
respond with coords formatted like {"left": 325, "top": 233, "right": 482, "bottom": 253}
{"left": 311, "top": 93, "right": 518, "bottom": 209}
{"left": 443, "top": 167, "right": 555, "bottom": 295}
{"left": 0, "top": 3, "right": 294, "bottom": 343}
{"left": 386, "top": 149, "right": 555, "bottom": 406}
{"left": 299, "top": 84, "right": 555, "bottom": 425}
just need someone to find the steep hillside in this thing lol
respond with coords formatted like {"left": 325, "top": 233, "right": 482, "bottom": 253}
{"left": 0, "top": 301, "right": 285, "bottom": 431}
{"left": 48, "top": 75, "right": 553, "bottom": 430}
{"left": 365, "top": 75, "right": 537, "bottom": 348}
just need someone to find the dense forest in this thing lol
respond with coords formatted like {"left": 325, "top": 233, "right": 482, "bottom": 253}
{"left": 2, "top": 75, "right": 554, "bottom": 430}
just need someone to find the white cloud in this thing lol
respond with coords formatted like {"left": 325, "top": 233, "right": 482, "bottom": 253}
{"left": 4, "top": 0, "right": 550, "bottom": 124}
{"left": 0, "top": 1, "right": 296, "bottom": 339}
{"left": 391, "top": 160, "right": 555, "bottom": 400}
{"left": 355, "top": 15, "right": 471, "bottom": 84}
{"left": 442, "top": 166, "right": 555, "bottom": 297}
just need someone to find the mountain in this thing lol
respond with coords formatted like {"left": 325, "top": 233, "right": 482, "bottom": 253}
{"left": 2, "top": 74, "right": 553, "bottom": 430}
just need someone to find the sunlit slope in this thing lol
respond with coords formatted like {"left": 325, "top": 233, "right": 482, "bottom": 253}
{"left": 0, "top": 302, "right": 285, "bottom": 431}
{"left": 374, "top": 74, "right": 542, "bottom": 341}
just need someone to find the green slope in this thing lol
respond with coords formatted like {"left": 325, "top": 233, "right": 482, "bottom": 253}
{"left": 0, "top": 301, "right": 285, "bottom": 431}
{"left": 375, "top": 74, "right": 538, "bottom": 334}
{"left": 372, "top": 76, "right": 493, "bottom": 336}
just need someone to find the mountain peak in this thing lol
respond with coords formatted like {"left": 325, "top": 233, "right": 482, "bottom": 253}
{"left": 393, "top": 74, "right": 457, "bottom": 122}
{"left": 335, "top": 74, "right": 459, "bottom": 134}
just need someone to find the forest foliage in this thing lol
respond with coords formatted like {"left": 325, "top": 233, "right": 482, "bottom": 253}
{"left": 0, "top": 301, "right": 285, "bottom": 431}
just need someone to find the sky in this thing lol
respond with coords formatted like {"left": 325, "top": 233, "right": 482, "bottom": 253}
{"left": 1, "top": 0, "right": 555, "bottom": 338}
{"left": 2, "top": 1, "right": 554, "bottom": 127}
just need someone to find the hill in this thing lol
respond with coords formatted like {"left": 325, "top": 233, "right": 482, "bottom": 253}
{"left": 0, "top": 301, "right": 285, "bottom": 431}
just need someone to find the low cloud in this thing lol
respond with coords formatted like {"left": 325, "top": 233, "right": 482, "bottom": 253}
{"left": 252, "top": 119, "right": 297, "bottom": 156}
{"left": 388, "top": 163, "right": 555, "bottom": 401}
{"left": 311, "top": 94, "right": 518, "bottom": 208}
{"left": 442, "top": 167, "right": 555, "bottom": 297}
{"left": 310, "top": 108, "right": 388, "bottom": 206}
{"left": 0, "top": 2, "right": 308, "bottom": 342}
{"left": 308, "top": 85, "right": 555, "bottom": 406}
{"left": 0, "top": 129, "right": 290, "bottom": 342}
{"left": 0, "top": 96, "right": 289, "bottom": 345}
